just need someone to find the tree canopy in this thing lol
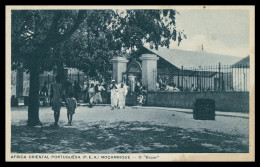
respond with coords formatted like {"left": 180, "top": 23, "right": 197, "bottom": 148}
{"left": 11, "top": 9, "right": 185, "bottom": 126}
{"left": 12, "top": 9, "right": 185, "bottom": 76}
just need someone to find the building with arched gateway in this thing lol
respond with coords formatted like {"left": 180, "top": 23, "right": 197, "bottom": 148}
{"left": 112, "top": 45, "right": 249, "bottom": 92}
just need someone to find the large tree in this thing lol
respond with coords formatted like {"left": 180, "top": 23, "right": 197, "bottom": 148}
{"left": 11, "top": 9, "right": 185, "bottom": 126}
{"left": 12, "top": 10, "right": 86, "bottom": 126}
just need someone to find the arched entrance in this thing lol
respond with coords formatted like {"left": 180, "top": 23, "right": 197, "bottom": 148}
{"left": 124, "top": 58, "right": 142, "bottom": 81}
{"left": 111, "top": 54, "right": 159, "bottom": 92}
{"left": 123, "top": 58, "right": 142, "bottom": 92}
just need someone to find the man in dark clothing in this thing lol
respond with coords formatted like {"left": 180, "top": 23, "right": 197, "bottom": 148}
{"left": 64, "top": 79, "right": 73, "bottom": 98}
{"left": 40, "top": 82, "right": 49, "bottom": 106}
{"left": 40, "top": 82, "right": 48, "bottom": 96}
{"left": 73, "top": 80, "right": 81, "bottom": 102}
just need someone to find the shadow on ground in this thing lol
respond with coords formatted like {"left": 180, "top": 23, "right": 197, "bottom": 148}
{"left": 11, "top": 121, "right": 248, "bottom": 153}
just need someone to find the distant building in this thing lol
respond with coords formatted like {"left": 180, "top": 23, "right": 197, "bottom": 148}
{"left": 232, "top": 56, "right": 250, "bottom": 91}
{"left": 142, "top": 45, "right": 241, "bottom": 68}
{"left": 125, "top": 45, "right": 249, "bottom": 92}
{"left": 11, "top": 69, "right": 30, "bottom": 97}
{"left": 11, "top": 68, "right": 85, "bottom": 98}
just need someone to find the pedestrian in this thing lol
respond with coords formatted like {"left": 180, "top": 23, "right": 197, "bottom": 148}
{"left": 40, "top": 81, "right": 48, "bottom": 106}
{"left": 51, "top": 75, "right": 63, "bottom": 126}
{"left": 65, "top": 92, "right": 77, "bottom": 126}
{"left": 135, "top": 81, "right": 143, "bottom": 105}
{"left": 73, "top": 80, "right": 81, "bottom": 102}
{"left": 106, "top": 82, "right": 111, "bottom": 104}
{"left": 173, "top": 83, "right": 180, "bottom": 92}
{"left": 64, "top": 79, "right": 72, "bottom": 98}
{"left": 190, "top": 84, "right": 195, "bottom": 92}
{"left": 40, "top": 81, "right": 48, "bottom": 96}
{"left": 83, "top": 82, "right": 89, "bottom": 103}
{"left": 50, "top": 83, "right": 53, "bottom": 106}
{"left": 94, "top": 84, "right": 105, "bottom": 104}
{"left": 135, "top": 81, "right": 141, "bottom": 94}
{"left": 123, "top": 83, "right": 129, "bottom": 107}
{"left": 118, "top": 82, "right": 127, "bottom": 109}
{"left": 88, "top": 83, "right": 95, "bottom": 108}
{"left": 166, "top": 83, "right": 174, "bottom": 92}
{"left": 141, "top": 86, "right": 147, "bottom": 106}
{"left": 101, "top": 83, "right": 107, "bottom": 103}
{"left": 161, "top": 83, "right": 166, "bottom": 91}
{"left": 110, "top": 80, "right": 119, "bottom": 110}
{"left": 99, "top": 83, "right": 106, "bottom": 103}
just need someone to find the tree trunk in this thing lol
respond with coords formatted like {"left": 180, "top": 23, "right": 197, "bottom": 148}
{"left": 54, "top": 45, "right": 65, "bottom": 83}
{"left": 27, "top": 56, "right": 41, "bottom": 126}
{"left": 57, "top": 60, "right": 65, "bottom": 83}
{"left": 25, "top": 11, "right": 85, "bottom": 126}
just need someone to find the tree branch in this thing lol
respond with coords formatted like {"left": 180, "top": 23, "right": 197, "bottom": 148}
{"left": 36, "top": 10, "right": 85, "bottom": 53}
{"left": 39, "top": 10, "right": 85, "bottom": 50}
{"left": 55, "top": 10, "right": 85, "bottom": 43}
{"left": 44, "top": 11, "right": 62, "bottom": 43}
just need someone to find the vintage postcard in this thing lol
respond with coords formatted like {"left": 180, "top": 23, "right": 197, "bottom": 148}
{"left": 5, "top": 5, "right": 255, "bottom": 162}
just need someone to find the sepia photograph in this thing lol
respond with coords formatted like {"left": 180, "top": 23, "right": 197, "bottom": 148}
{"left": 5, "top": 5, "right": 255, "bottom": 162}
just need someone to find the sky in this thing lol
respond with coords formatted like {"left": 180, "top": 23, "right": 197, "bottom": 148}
{"left": 170, "top": 9, "right": 250, "bottom": 58}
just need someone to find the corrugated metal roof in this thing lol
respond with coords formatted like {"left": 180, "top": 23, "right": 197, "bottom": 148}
{"left": 143, "top": 45, "right": 242, "bottom": 69}
{"left": 232, "top": 55, "right": 250, "bottom": 67}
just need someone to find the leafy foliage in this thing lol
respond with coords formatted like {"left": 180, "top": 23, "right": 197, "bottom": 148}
{"left": 11, "top": 9, "right": 185, "bottom": 126}
{"left": 12, "top": 9, "right": 185, "bottom": 77}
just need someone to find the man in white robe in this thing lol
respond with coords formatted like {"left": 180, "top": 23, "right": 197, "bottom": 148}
{"left": 118, "top": 83, "right": 127, "bottom": 109}
{"left": 110, "top": 80, "right": 119, "bottom": 110}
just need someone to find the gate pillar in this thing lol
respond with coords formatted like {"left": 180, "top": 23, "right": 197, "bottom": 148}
{"left": 140, "top": 54, "right": 159, "bottom": 91}
{"left": 110, "top": 57, "right": 129, "bottom": 84}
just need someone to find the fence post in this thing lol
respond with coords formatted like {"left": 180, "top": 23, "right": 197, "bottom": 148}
{"left": 218, "top": 62, "right": 221, "bottom": 91}
{"left": 181, "top": 65, "right": 184, "bottom": 91}
{"left": 243, "top": 64, "right": 245, "bottom": 91}
{"left": 226, "top": 65, "right": 228, "bottom": 91}
{"left": 238, "top": 64, "right": 240, "bottom": 91}
{"left": 209, "top": 66, "right": 212, "bottom": 91}
{"left": 220, "top": 65, "right": 222, "bottom": 91}
{"left": 177, "top": 70, "right": 180, "bottom": 88}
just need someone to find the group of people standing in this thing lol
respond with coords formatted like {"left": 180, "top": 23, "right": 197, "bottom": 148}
{"left": 83, "top": 79, "right": 129, "bottom": 110}
{"left": 110, "top": 80, "right": 128, "bottom": 110}
{"left": 47, "top": 75, "right": 147, "bottom": 126}
{"left": 87, "top": 83, "right": 105, "bottom": 108}
{"left": 156, "top": 80, "right": 180, "bottom": 92}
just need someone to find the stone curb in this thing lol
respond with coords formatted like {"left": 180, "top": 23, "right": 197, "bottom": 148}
{"left": 131, "top": 106, "right": 249, "bottom": 119}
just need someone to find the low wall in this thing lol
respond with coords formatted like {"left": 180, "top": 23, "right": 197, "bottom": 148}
{"left": 146, "top": 91, "right": 249, "bottom": 113}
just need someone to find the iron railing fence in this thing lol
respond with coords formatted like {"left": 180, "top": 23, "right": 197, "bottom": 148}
{"left": 157, "top": 63, "right": 250, "bottom": 92}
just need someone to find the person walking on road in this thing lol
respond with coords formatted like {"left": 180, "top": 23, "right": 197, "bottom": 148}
{"left": 110, "top": 80, "right": 119, "bottom": 110}
{"left": 88, "top": 83, "right": 95, "bottom": 108}
{"left": 65, "top": 92, "right": 77, "bottom": 126}
{"left": 51, "top": 75, "right": 63, "bottom": 126}
{"left": 118, "top": 82, "right": 127, "bottom": 109}
{"left": 40, "top": 81, "right": 49, "bottom": 106}
{"left": 73, "top": 80, "right": 81, "bottom": 102}
{"left": 94, "top": 84, "right": 105, "bottom": 104}
{"left": 40, "top": 81, "right": 49, "bottom": 96}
